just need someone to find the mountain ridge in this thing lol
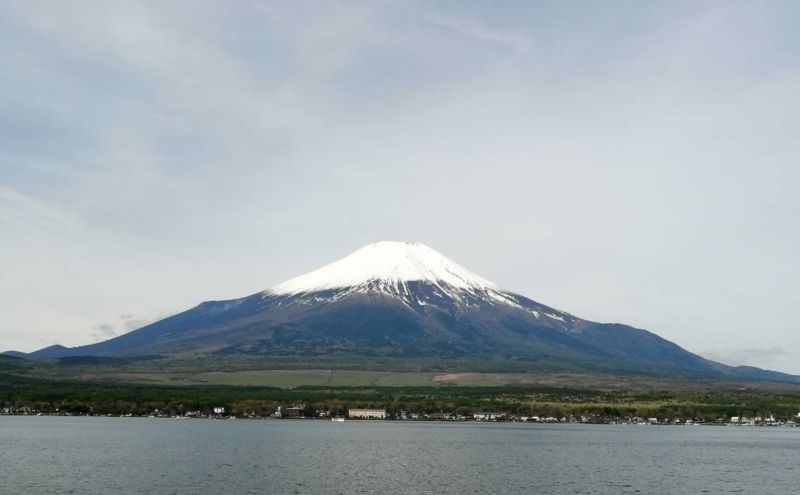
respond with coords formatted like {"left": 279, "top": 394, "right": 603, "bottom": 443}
{"left": 7, "top": 241, "right": 799, "bottom": 383}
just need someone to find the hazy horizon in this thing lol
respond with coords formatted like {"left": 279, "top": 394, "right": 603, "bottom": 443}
{"left": 1, "top": 1, "right": 799, "bottom": 373}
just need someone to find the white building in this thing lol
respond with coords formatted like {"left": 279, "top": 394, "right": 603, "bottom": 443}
{"left": 474, "top": 412, "right": 504, "bottom": 421}
{"left": 348, "top": 408, "right": 386, "bottom": 419}
{"left": 213, "top": 407, "right": 225, "bottom": 415}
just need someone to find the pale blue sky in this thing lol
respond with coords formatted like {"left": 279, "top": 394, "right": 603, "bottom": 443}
{"left": 1, "top": 1, "right": 799, "bottom": 372}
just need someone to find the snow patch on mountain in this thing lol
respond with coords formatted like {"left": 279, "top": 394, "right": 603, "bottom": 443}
{"left": 262, "top": 241, "right": 579, "bottom": 328}
{"left": 269, "top": 241, "right": 500, "bottom": 295}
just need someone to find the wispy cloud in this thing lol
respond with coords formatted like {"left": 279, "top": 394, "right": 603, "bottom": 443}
{"left": 0, "top": 184, "right": 78, "bottom": 234}
{"left": 423, "top": 13, "right": 530, "bottom": 53}
{"left": 90, "top": 314, "right": 154, "bottom": 342}
{"left": 119, "top": 314, "right": 152, "bottom": 332}
{"left": 703, "top": 347, "right": 793, "bottom": 369}
{"left": 90, "top": 324, "right": 117, "bottom": 342}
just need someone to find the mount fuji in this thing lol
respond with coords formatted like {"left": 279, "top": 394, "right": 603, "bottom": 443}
{"left": 13, "top": 241, "right": 799, "bottom": 382}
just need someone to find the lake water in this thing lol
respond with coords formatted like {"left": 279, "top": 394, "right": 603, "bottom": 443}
{"left": 1, "top": 417, "right": 798, "bottom": 494}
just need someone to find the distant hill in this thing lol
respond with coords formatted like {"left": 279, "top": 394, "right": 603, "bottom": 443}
{"left": 0, "top": 353, "right": 33, "bottom": 371}
{"left": 10, "top": 241, "right": 799, "bottom": 383}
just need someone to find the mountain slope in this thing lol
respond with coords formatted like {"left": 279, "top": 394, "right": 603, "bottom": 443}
{"left": 12, "top": 241, "right": 799, "bottom": 382}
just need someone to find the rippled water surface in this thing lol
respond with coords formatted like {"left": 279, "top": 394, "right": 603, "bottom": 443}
{"left": 2, "top": 417, "right": 799, "bottom": 494}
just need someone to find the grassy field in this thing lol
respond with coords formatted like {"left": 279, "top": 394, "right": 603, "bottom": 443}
{"left": 189, "top": 370, "right": 597, "bottom": 387}
{"left": 6, "top": 353, "right": 800, "bottom": 393}
{"left": 46, "top": 367, "right": 799, "bottom": 393}
{"left": 195, "top": 369, "right": 436, "bottom": 387}
{"left": 189, "top": 369, "right": 706, "bottom": 389}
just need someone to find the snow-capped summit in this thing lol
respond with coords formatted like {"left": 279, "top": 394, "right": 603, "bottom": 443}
{"left": 266, "top": 241, "right": 574, "bottom": 322}
{"left": 269, "top": 241, "right": 500, "bottom": 295}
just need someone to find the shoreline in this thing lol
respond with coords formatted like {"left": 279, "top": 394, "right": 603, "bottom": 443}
{"left": 2, "top": 413, "right": 799, "bottom": 428}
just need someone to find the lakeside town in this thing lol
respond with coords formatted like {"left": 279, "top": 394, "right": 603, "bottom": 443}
{"left": 4, "top": 404, "right": 800, "bottom": 427}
